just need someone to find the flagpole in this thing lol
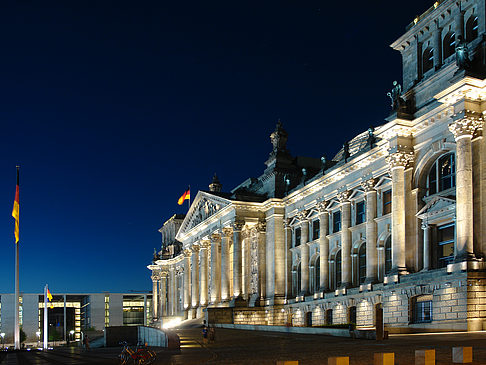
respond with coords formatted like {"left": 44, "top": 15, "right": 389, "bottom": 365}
{"left": 14, "top": 166, "right": 20, "bottom": 350}
{"left": 44, "top": 284, "right": 48, "bottom": 350}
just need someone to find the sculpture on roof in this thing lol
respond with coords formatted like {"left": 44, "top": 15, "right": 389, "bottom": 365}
{"left": 270, "top": 119, "right": 288, "bottom": 153}
{"left": 455, "top": 35, "right": 471, "bottom": 70}
{"left": 387, "top": 81, "right": 405, "bottom": 111}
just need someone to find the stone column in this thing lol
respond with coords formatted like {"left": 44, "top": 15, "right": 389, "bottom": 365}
{"left": 232, "top": 220, "right": 244, "bottom": 298}
{"left": 362, "top": 179, "right": 378, "bottom": 283}
{"left": 317, "top": 202, "right": 329, "bottom": 291}
{"left": 449, "top": 115, "right": 483, "bottom": 260}
{"left": 284, "top": 219, "right": 293, "bottom": 298}
{"left": 338, "top": 191, "right": 352, "bottom": 287}
{"left": 209, "top": 233, "right": 222, "bottom": 303}
{"left": 183, "top": 249, "right": 192, "bottom": 312}
{"left": 170, "top": 267, "right": 176, "bottom": 316}
{"left": 386, "top": 151, "right": 414, "bottom": 274}
{"left": 151, "top": 273, "right": 159, "bottom": 320}
{"left": 422, "top": 222, "right": 431, "bottom": 270}
{"left": 415, "top": 35, "right": 422, "bottom": 80}
{"left": 199, "top": 241, "right": 210, "bottom": 306}
{"left": 257, "top": 220, "right": 267, "bottom": 300}
{"left": 299, "top": 212, "right": 310, "bottom": 295}
{"left": 160, "top": 271, "right": 168, "bottom": 317}
{"left": 221, "top": 228, "right": 232, "bottom": 301}
{"left": 433, "top": 20, "right": 442, "bottom": 70}
{"left": 191, "top": 246, "right": 200, "bottom": 309}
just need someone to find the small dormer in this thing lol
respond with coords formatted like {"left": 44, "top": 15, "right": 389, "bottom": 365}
{"left": 391, "top": 0, "right": 484, "bottom": 94}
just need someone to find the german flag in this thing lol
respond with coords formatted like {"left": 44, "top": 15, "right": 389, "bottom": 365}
{"left": 12, "top": 167, "right": 19, "bottom": 244}
{"left": 47, "top": 288, "right": 54, "bottom": 309}
{"left": 177, "top": 187, "right": 190, "bottom": 205}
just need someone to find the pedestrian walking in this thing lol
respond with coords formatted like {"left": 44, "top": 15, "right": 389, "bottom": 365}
{"left": 83, "top": 334, "right": 90, "bottom": 351}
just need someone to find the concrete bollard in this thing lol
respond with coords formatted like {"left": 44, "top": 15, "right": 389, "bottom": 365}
{"left": 452, "top": 347, "right": 472, "bottom": 363}
{"left": 276, "top": 362, "right": 298, "bottom": 365}
{"left": 415, "top": 349, "right": 435, "bottom": 365}
{"left": 374, "top": 352, "right": 394, "bottom": 365}
{"left": 328, "top": 357, "right": 349, "bottom": 365}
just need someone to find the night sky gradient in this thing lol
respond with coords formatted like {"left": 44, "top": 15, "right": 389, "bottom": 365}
{"left": 0, "top": 0, "right": 430, "bottom": 293}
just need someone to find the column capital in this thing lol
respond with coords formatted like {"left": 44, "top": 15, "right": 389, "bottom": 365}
{"left": 361, "top": 178, "right": 376, "bottom": 192}
{"left": 232, "top": 219, "right": 245, "bottom": 232}
{"left": 200, "top": 240, "right": 211, "bottom": 249}
{"left": 160, "top": 270, "right": 169, "bottom": 278}
{"left": 421, "top": 221, "right": 430, "bottom": 230}
{"left": 283, "top": 218, "right": 292, "bottom": 229}
{"left": 183, "top": 248, "right": 192, "bottom": 257}
{"left": 191, "top": 245, "right": 200, "bottom": 253}
{"left": 256, "top": 219, "right": 266, "bottom": 233}
{"left": 449, "top": 113, "right": 483, "bottom": 140}
{"left": 297, "top": 210, "right": 309, "bottom": 222}
{"left": 221, "top": 227, "right": 233, "bottom": 238}
{"left": 210, "top": 233, "right": 221, "bottom": 244}
{"left": 337, "top": 190, "right": 351, "bottom": 203}
{"left": 316, "top": 201, "right": 329, "bottom": 213}
{"left": 386, "top": 151, "right": 414, "bottom": 170}
{"left": 151, "top": 274, "right": 160, "bottom": 282}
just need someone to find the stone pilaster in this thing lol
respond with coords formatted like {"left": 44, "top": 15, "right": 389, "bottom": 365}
{"left": 449, "top": 114, "right": 483, "bottom": 261}
{"left": 299, "top": 211, "right": 310, "bottom": 295}
{"left": 199, "top": 241, "right": 210, "bottom": 306}
{"left": 361, "top": 179, "right": 378, "bottom": 283}
{"left": 221, "top": 228, "right": 232, "bottom": 301}
{"left": 433, "top": 20, "right": 442, "bottom": 70}
{"left": 191, "top": 246, "right": 200, "bottom": 309}
{"left": 421, "top": 222, "right": 431, "bottom": 270}
{"left": 454, "top": 5, "right": 464, "bottom": 40}
{"left": 151, "top": 273, "right": 160, "bottom": 320}
{"left": 160, "top": 270, "right": 168, "bottom": 317}
{"left": 284, "top": 219, "right": 293, "bottom": 298}
{"left": 183, "top": 249, "right": 192, "bottom": 313}
{"left": 386, "top": 151, "right": 414, "bottom": 274}
{"left": 338, "top": 191, "right": 352, "bottom": 287}
{"left": 232, "top": 220, "right": 245, "bottom": 298}
{"left": 257, "top": 220, "right": 267, "bottom": 300}
{"left": 209, "top": 233, "right": 222, "bottom": 303}
{"left": 317, "top": 202, "right": 329, "bottom": 291}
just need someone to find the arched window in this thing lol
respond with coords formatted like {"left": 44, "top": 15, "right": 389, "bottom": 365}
{"left": 466, "top": 16, "right": 479, "bottom": 42}
{"left": 422, "top": 47, "right": 434, "bottom": 73}
{"left": 443, "top": 31, "right": 456, "bottom": 59}
{"left": 358, "top": 243, "right": 366, "bottom": 284}
{"left": 427, "top": 153, "right": 455, "bottom": 196}
{"left": 384, "top": 237, "right": 392, "bottom": 275}
{"left": 335, "top": 250, "right": 342, "bottom": 288}
{"left": 315, "top": 258, "right": 320, "bottom": 292}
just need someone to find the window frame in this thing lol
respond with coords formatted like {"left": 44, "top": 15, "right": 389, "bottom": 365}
{"left": 412, "top": 295, "right": 433, "bottom": 324}
{"left": 332, "top": 210, "right": 341, "bottom": 233}
{"left": 382, "top": 189, "right": 392, "bottom": 216}
{"left": 427, "top": 153, "right": 456, "bottom": 196}
{"left": 312, "top": 219, "right": 320, "bottom": 241}
{"left": 355, "top": 200, "right": 366, "bottom": 225}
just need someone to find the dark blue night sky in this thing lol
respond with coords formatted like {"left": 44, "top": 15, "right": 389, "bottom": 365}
{"left": 0, "top": 0, "right": 430, "bottom": 293}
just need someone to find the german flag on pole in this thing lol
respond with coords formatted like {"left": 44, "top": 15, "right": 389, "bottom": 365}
{"left": 12, "top": 167, "right": 19, "bottom": 244}
{"left": 47, "top": 288, "right": 54, "bottom": 308}
{"left": 177, "top": 187, "right": 190, "bottom": 205}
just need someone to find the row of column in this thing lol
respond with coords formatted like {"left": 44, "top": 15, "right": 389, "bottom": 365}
{"left": 152, "top": 267, "right": 180, "bottom": 320}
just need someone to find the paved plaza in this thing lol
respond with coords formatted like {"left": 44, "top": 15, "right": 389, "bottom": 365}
{"left": 2, "top": 328, "right": 486, "bottom": 364}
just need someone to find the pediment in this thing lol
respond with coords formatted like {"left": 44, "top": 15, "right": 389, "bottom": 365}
{"left": 416, "top": 196, "right": 456, "bottom": 220}
{"left": 178, "top": 192, "right": 232, "bottom": 235}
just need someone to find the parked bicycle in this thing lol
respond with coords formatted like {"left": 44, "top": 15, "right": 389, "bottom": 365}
{"left": 118, "top": 341, "right": 156, "bottom": 365}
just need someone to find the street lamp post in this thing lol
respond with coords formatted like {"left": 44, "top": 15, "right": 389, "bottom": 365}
{"left": 69, "top": 330, "right": 75, "bottom": 342}
{"left": 0, "top": 333, "right": 5, "bottom": 349}
{"left": 36, "top": 331, "right": 41, "bottom": 346}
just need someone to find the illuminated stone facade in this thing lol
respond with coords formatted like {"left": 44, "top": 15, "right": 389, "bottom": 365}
{"left": 149, "top": 0, "right": 486, "bottom": 333}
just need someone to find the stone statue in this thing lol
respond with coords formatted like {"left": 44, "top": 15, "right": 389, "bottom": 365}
{"left": 455, "top": 35, "right": 470, "bottom": 70}
{"left": 320, "top": 155, "right": 327, "bottom": 170}
{"left": 342, "top": 142, "right": 350, "bottom": 162}
{"left": 387, "top": 81, "right": 403, "bottom": 110}
{"left": 367, "top": 126, "right": 376, "bottom": 148}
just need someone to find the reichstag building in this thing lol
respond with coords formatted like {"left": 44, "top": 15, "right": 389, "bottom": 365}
{"left": 149, "top": 0, "right": 486, "bottom": 333}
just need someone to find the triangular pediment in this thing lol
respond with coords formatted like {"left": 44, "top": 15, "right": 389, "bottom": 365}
{"left": 177, "top": 191, "right": 232, "bottom": 236}
{"left": 416, "top": 196, "right": 456, "bottom": 219}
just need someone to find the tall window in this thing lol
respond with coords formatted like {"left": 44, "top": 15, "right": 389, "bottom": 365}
{"left": 383, "top": 190, "right": 392, "bottom": 215}
{"left": 385, "top": 237, "right": 392, "bottom": 275}
{"left": 326, "top": 309, "right": 333, "bottom": 325}
{"left": 333, "top": 211, "right": 341, "bottom": 233}
{"left": 335, "top": 250, "right": 342, "bottom": 288}
{"left": 314, "top": 258, "right": 320, "bottom": 293}
{"left": 312, "top": 219, "right": 320, "bottom": 240}
{"left": 466, "top": 16, "right": 479, "bottom": 42}
{"left": 423, "top": 47, "right": 434, "bottom": 73}
{"left": 437, "top": 223, "right": 454, "bottom": 268}
{"left": 427, "top": 153, "right": 455, "bottom": 196}
{"left": 356, "top": 201, "right": 366, "bottom": 225}
{"left": 412, "top": 295, "right": 433, "bottom": 323}
{"left": 295, "top": 227, "right": 301, "bottom": 247}
{"left": 295, "top": 263, "right": 302, "bottom": 296}
{"left": 358, "top": 244, "right": 366, "bottom": 284}
{"left": 443, "top": 31, "right": 456, "bottom": 59}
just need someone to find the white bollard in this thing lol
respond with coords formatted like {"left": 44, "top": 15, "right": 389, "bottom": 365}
{"left": 415, "top": 349, "right": 435, "bottom": 365}
{"left": 374, "top": 352, "right": 394, "bottom": 365}
{"left": 452, "top": 347, "right": 472, "bottom": 363}
{"left": 328, "top": 357, "right": 349, "bottom": 365}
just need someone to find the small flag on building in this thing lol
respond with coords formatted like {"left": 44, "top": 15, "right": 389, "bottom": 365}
{"left": 177, "top": 187, "right": 190, "bottom": 205}
{"left": 12, "top": 167, "right": 20, "bottom": 244}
